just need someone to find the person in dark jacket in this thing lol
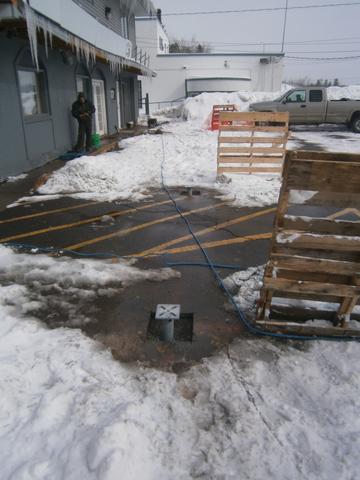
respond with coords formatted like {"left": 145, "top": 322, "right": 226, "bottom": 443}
{"left": 71, "top": 93, "right": 95, "bottom": 152}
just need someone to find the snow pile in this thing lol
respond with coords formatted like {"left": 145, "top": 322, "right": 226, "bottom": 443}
{"left": 224, "top": 265, "right": 264, "bottom": 313}
{"left": 179, "top": 85, "right": 290, "bottom": 128}
{"left": 38, "top": 123, "right": 218, "bottom": 202}
{"left": 4, "top": 173, "right": 28, "bottom": 183}
{"left": 0, "top": 245, "right": 180, "bottom": 328}
{"left": 327, "top": 85, "right": 360, "bottom": 100}
{"left": 37, "top": 122, "right": 284, "bottom": 208}
{"left": 1, "top": 251, "right": 360, "bottom": 479}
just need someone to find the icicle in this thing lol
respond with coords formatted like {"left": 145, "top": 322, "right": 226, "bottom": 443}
{"left": 23, "top": 1, "right": 149, "bottom": 78}
{"left": 24, "top": 2, "right": 39, "bottom": 70}
{"left": 23, "top": 2, "right": 56, "bottom": 68}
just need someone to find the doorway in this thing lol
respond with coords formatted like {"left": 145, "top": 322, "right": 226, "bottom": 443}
{"left": 120, "top": 78, "right": 135, "bottom": 126}
{"left": 116, "top": 80, "right": 122, "bottom": 129}
{"left": 92, "top": 79, "right": 107, "bottom": 135}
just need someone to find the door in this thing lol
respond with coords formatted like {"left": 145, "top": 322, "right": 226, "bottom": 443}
{"left": 277, "top": 89, "right": 308, "bottom": 123}
{"left": 92, "top": 79, "right": 107, "bottom": 135}
{"left": 307, "top": 89, "right": 327, "bottom": 124}
{"left": 116, "top": 81, "right": 122, "bottom": 129}
{"left": 121, "top": 79, "right": 135, "bottom": 126}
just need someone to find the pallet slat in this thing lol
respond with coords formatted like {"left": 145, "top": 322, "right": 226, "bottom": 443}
{"left": 270, "top": 254, "right": 360, "bottom": 276}
{"left": 275, "top": 232, "right": 360, "bottom": 252}
{"left": 218, "top": 166, "right": 283, "bottom": 174}
{"left": 219, "top": 112, "right": 290, "bottom": 122}
{"left": 264, "top": 278, "right": 360, "bottom": 297}
{"left": 218, "top": 157, "right": 284, "bottom": 164}
{"left": 219, "top": 136, "right": 288, "bottom": 144}
{"left": 281, "top": 216, "right": 360, "bottom": 236}
{"left": 219, "top": 146, "right": 285, "bottom": 154}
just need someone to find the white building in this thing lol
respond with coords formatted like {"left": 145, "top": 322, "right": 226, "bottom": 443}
{"left": 136, "top": 10, "right": 284, "bottom": 111}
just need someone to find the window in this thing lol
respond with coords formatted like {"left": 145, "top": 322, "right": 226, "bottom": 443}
{"left": 138, "top": 80, "right": 143, "bottom": 108}
{"left": 76, "top": 75, "right": 91, "bottom": 100}
{"left": 18, "top": 69, "right": 48, "bottom": 117}
{"left": 309, "top": 89, "right": 323, "bottom": 102}
{"left": 159, "top": 37, "right": 164, "bottom": 51}
{"left": 121, "top": 16, "right": 128, "bottom": 39}
{"left": 286, "top": 90, "right": 306, "bottom": 103}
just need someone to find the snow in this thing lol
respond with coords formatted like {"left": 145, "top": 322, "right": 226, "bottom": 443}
{"left": 36, "top": 121, "right": 282, "bottom": 208}
{"left": 23, "top": 84, "right": 356, "bottom": 211}
{"left": 0, "top": 245, "right": 180, "bottom": 328}
{"left": 0, "top": 173, "right": 27, "bottom": 184}
{"left": 327, "top": 85, "right": 360, "bottom": 100}
{"left": 2, "top": 86, "right": 360, "bottom": 477}
{"left": 177, "top": 85, "right": 291, "bottom": 128}
{"left": 1, "top": 253, "right": 360, "bottom": 479}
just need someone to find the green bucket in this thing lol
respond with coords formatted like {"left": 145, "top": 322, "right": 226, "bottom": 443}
{"left": 91, "top": 133, "right": 101, "bottom": 147}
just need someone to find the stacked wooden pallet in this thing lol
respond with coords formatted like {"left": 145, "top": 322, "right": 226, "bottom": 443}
{"left": 217, "top": 112, "right": 289, "bottom": 175}
{"left": 256, "top": 150, "right": 360, "bottom": 337}
{"left": 210, "top": 104, "right": 236, "bottom": 130}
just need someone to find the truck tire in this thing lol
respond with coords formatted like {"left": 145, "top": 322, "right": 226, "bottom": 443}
{"left": 351, "top": 114, "right": 360, "bottom": 133}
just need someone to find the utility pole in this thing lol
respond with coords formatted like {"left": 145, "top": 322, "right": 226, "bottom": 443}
{"left": 281, "top": 0, "right": 289, "bottom": 53}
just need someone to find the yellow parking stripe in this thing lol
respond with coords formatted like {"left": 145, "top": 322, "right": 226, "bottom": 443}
{"left": 0, "top": 201, "right": 101, "bottom": 225}
{"left": 0, "top": 199, "right": 176, "bottom": 244}
{"left": 134, "top": 207, "right": 276, "bottom": 257}
{"left": 67, "top": 202, "right": 228, "bottom": 251}
{"left": 158, "top": 232, "right": 272, "bottom": 255}
{"left": 327, "top": 208, "right": 360, "bottom": 221}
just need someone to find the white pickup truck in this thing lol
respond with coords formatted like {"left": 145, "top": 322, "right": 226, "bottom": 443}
{"left": 249, "top": 87, "right": 360, "bottom": 132}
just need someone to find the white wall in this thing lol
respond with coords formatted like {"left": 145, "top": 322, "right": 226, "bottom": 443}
{"left": 135, "top": 18, "right": 284, "bottom": 112}
{"left": 136, "top": 16, "right": 169, "bottom": 56}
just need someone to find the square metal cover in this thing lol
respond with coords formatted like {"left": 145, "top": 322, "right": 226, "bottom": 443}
{"left": 155, "top": 304, "right": 181, "bottom": 320}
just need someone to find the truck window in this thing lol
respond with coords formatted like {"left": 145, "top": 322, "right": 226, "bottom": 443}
{"left": 286, "top": 90, "right": 306, "bottom": 103}
{"left": 309, "top": 90, "right": 323, "bottom": 102}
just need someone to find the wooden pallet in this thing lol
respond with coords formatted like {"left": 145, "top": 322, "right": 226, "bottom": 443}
{"left": 210, "top": 104, "right": 236, "bottom": 130}
{"left": 256, "top": 150, "right": 360, "bottom": 337}
{"left": 217, "top": 112, "right": 289, "bottom": 175}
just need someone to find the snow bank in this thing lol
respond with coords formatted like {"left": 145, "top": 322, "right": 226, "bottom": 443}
{"left": 1, "top": 252, "right": 360, "bottom": 479}
{"left": 179, "top": 84, "right": 360, "bottom": 128}
{"left": 36, "top": 122, "right": 283, "bottom": 208}
{"left": 0, "top": 245, "right": 180, "bottom": 328}
{"left": 327, "top": 85, "right": 360, "bottom": 100}
{"left": 30, "top": 84, "right": 360, "bottom": 210}
{"left": 179, "top": 85, "right": 289, "bottom": 128}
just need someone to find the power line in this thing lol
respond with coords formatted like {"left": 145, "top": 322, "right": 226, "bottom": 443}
{"left": 157, "top": 2, "right": 360, "bottom": 17}
{"left": 136, "top": 35, "right": 360, "bottom": 47}
{"left": 286, "top": 54, "right": 360, "bottom": 60}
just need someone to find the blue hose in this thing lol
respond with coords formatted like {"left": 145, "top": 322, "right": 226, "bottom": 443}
{"left": 4, "top": 138, "right": 359, "bottom": 342}
{"left": 159, "top": 135, "right": 359, "bottom": 342}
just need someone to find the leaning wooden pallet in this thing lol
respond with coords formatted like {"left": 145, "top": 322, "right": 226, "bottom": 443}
{"left": 217, "top": 111, "right": 289, "bottom": 175}
{"left": 256, "top": 150, "right": 360, "bottom": 337}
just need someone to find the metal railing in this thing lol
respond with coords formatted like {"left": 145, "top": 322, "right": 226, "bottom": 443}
{"left": 131, "top": 46, "right": 150, "bottom": 68}
{"left": 149, "top": 97, "right": 186, "bottom": 111}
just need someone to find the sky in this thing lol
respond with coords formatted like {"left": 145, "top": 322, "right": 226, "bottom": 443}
{"left": 153, "top": 0, "right": 360, "bottom": 85}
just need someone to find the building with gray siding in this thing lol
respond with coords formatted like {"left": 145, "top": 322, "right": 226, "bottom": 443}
{"left": 0, "top": 0, "right": 156, "bottom": 177}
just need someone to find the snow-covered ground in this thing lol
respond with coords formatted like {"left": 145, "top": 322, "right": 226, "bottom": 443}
{"left": 1, "top": 249, "right": 359, "bottom": 480}
{"left": 15, "top": 84, "right": 356, "bottom": 210}
{"left": 2, "top": 87, "right": 360, "bottom": 479}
